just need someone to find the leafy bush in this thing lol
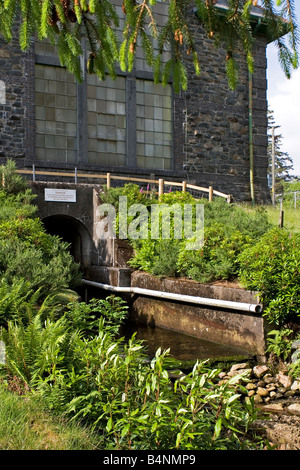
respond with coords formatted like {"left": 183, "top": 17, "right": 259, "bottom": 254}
{"left": 0, "top": 181, "right": 81, "bottom": 301}
{"left": 238, "top": 228, "right": 300, "bottom": 325}
{"left": 0, "top": 235, "right": 80, "bottom": 299}
{"left": 0, "top": 306, "right": 261, "bottom": 450}
{"left": 266, "top": 329, "right": 294, "bottom": 361}
{"left": 0, "top": 160, "right": 29, "bottom": 195}
{"left": 109, "top": 186, "right": 271, "bottom": 283}
{"left": 177, "top": 224, "right": 252, "bottom": 283}
{"left": 64, "top": 296, "right": 128, "bottom": 335}
{"left": 0, "top": 278, "right": 42, "bottom": 327}
{"left": 0, "top": 189, "right": 37, "bottom": 221}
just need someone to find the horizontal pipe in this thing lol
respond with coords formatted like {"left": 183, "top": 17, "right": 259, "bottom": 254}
{"left": 82, "top": 279, "right": 263, "bottom": 314}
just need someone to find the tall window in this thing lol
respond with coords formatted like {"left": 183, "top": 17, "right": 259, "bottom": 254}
{"left": 34, "top": 41, "right": 173, "bottom": 169}
{"left": 87, "top": 74, "right": 126, "bottom": 166}
{"left": 35, "top": 64, "right": 77, "bottom": 163}
{"left": 136, "top": 79, "right": 172, "bottom": 170}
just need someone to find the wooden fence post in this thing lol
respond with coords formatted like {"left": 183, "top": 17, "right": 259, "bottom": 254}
{"left": 279, "top": 200, "right": 284, "bottom": 228}
{"left": 182, "top": 180, "right": 186, "bottom": 193}
{"left": 209, "top": 186, "right": 213, "bottom": 202}
{"left": 159, "top": 179, "right": 164, "bottom": 197}
{"left": 107, "top": 172, "right": 111, "bottom": 190}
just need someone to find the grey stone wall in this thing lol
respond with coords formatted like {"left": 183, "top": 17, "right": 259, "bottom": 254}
{"left": 175, "top": 16, "right": 270, "bottom": 202}
{"left": 0, "top": 30, "right": 35, "bottom": 164}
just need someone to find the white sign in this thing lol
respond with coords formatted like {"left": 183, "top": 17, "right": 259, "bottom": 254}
{"left": 45, "top": 188, "right": 76, "bottom": 202}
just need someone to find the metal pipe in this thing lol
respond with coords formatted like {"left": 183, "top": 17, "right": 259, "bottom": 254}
{"left": 82, "top": 279, "right": 263, "bottom": 314}
{"left": 249, "top": 71, "right": 255, "bottom": 206}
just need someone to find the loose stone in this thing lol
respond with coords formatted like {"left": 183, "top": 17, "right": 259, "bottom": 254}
{"left": 287, "top": 404, "right": 300, "bottom": 416}
{"left": 291, "top": 380, "right": 300, "bottom": 391}
{"left": 230, "top": 363, "right": 249, "bottom": 372}
{"left": 277, "top": 372, "right": 293, "bottom": 388}
{"left": 264, "top": 374, "right": 276, "bottom": 384}
{"left": 266, "top": 384, "right": 276, "bottom": 391}
{"left": 246, "top": 383, "right": 257, "bottom": 390}
{"left": 263, "top": 403, "right": 284, "bottom": 413}
{"left": 257, "top": 387, "right": 269, "bottom": 397}
{"left": 253, "top": 365, "right": 269, "bottom": 378}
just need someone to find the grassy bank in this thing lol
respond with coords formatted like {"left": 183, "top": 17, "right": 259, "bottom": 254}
{"left": 263, "top": 204, "right": 300, "bottom": 232}
{"left": 0, "top": 383, "right": 100, "bottom": 450}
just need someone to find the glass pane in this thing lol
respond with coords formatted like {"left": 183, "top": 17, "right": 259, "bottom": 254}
{"left": 35, "top": 64, "right": 77, "bottom": 163}
{"left": 136, "top": 79, "right": 172, "bottom": 170}
{"left": 87, "top": 75, "right": 126, "bottom": 166}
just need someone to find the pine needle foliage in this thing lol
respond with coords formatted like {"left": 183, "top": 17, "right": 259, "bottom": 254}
{"left": 0, "top": 1, "right": 298, "bottom": 90}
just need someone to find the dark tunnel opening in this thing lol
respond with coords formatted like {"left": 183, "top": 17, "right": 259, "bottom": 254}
{"left": 42, "top": 214, "right": 93, "bottom": 269}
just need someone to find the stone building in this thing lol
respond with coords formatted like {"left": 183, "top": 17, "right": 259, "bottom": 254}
{"left": 0, "top": 1, "right": 274, "bottom": 202}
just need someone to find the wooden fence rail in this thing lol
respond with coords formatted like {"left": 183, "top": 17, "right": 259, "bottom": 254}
{"left": 17, "top": 167, "right": 232, "bottom": 202}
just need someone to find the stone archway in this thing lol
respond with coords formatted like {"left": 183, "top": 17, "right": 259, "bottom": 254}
{"left": 42, "top": 214, "right": 93, "bottom": 269}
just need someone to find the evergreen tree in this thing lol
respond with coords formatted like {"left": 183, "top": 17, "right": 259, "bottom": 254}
{"left": 267, "top": 109, "right": 294, "bottom": 196}
{"left": 0, "top": 0, "right": 298, "bottom": 91}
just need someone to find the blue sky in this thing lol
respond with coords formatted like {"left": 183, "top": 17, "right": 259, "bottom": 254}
{"left": 266, "top": 2, "right": 300, "bottom": 177}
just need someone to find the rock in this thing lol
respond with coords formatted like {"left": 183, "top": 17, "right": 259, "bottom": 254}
{"left": 257, "top": 380, "right": 266, "bottom": 387}
{"left": 291, "top": 350, "right": 300, "bottom": 363}
{"left": 284, "top": 390, "right": 295, "bottom": 398}
{"left": 257, "top": 387, "right": 269, "bottom": 397}
{"left": 264, "top": 374, "right": 276, "bottom": 384}
{"left": 218, "top": 372, "right": 227, "bottom": 379}
{"left": 246, "top": 382, "right": 257, "bottom": 390}
{"left": 263, "top": 403, "right": 284, "bottom": 413}
{"left": 254, "top": 394, "right": 263, "bottom": 404}
{"left": 230, "top": 363, "right": 249, "bottom": 372}
{"left": 278, "top": 386, "right": 288, "bottom": 394}
{"left": 266, "top": 384, "right": 276, "bottom": 391}
{"left": 291, "top": 380, "right": 300, "bottom": 391}
{"left": 277, "top": 372, "right": 293, "bottom": 388}
{"left": 227, "top": 368, "right": 251, "bottom": 378}
{"left": 248, "top": 390, "right": 255, "bottom": 397}
{"left": 287, "top": 404, "right": 300, "bottom": 416}
{"left": 253, "top": 365, "right": 269, "bottom": 378}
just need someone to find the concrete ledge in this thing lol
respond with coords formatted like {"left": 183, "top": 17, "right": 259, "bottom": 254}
{"left": 129, "top": 272, "right": 267, "bottom": 357}
{"left": 85, "top": 266, "right": 132, "bottom": 287}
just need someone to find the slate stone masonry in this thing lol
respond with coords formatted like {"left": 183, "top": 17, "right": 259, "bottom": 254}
{"left": 174, "top": 16, "right": 270, "bottom": 202}
{"left": 0, "top": 29, "right": 35, "bottom": 165}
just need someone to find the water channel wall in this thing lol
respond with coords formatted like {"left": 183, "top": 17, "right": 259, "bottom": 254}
{"left": 85, "top": 267, "right": 269, "bottom": 358}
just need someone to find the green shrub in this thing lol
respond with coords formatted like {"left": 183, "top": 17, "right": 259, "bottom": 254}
{"left": 0, "top": 236, "right": 80, "bottom": 298}
{"left": 238, "top": 228, "right": 300, "bottom": 325}
{"left": 0, "top": 311, "right": 261, "bottom": 450}
{"left": 103, "top": 185, "right": 272, "bottom": 283}
{"left": 64, "top": 296, "right": 128, "bottom": 335}
{"left": 0, "top": 160, "right": 29, "bottom": 195}
{"left": 177, "top": 225, "right": 252, "bottom": 283}
{"left": 266, "top": 329, "right": 294, "bottom": 361}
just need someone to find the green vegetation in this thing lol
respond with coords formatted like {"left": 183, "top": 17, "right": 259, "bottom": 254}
{"left": 0, "top": 160, "right": 81, "bottom": 303}
{"left": 0, "top": 382, "right": 100, "bottom": 450}
{"left": 102, "top": 183, "right": 300, "bottom": 328}
{"left": 0, "top": 1, "right": 298, "bottom": 93}
{"left": 239, "top": 227, "right": 300, "bottom": 326}
{"left": 264, "top": 180, "right": 300, "bottom": 232}
{"left": 0, "top": 165, "right": 299, "bottom": 450}
{"left": 0, "top": 163, "right": 268, "bottom": 450}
